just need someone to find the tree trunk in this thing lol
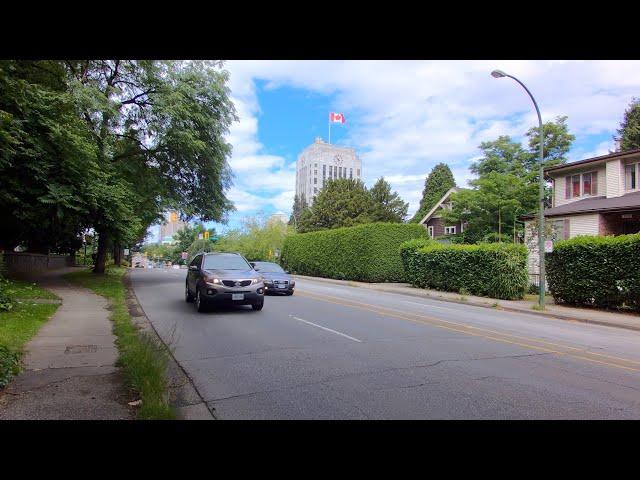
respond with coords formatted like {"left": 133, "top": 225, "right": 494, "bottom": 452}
{"left": 93, "top": 230, "right": 109, "bottom": 274}
{"left": 113, "top": 241, "right": 122, "bottom": 267}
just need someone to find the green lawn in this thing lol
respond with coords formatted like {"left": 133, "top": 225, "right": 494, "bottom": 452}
{"left": 3, "top": 280, "right": 59, "bottom": 300}
{"left": 64, "top": 267, "right": 174, "bottom": 419}
{"left": 0, "top": 279, "right": 59, "bottom": 387}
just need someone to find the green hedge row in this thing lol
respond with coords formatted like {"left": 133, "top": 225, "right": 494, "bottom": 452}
{"left": 400, "top": 241, "right": 529, "bottom": 300}
{"left": 280, "top": 223, "right": 429, "bottom": 282}
{"left": 546, "top": 234, "right": 640, "bottom": 310}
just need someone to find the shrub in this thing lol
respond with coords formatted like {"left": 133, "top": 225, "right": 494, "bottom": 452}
{"left": 0, "top": 345, "right": 20, "bottom": 387}
{"left": 280, "top": 223, "right": 428, "bottom": 282}
{"left": 546, "top": 233, "right": 640, "bottom": 310}
{"left": 400, "top": 241, "right": 528, "bottom": 300}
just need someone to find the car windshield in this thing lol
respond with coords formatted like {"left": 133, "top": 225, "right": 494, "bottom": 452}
{"left": 254, "top": 262, "right": 285, "bottom": 273}
{"left": 202, "top": 254, "right": 251, "bottom": 270}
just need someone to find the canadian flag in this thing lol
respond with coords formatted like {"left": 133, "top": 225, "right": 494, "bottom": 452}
{"left": 329, "top": 112, "right": 345, "bottom": 124}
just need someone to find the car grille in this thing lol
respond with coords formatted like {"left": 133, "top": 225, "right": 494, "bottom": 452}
{"left": 222, "top": 280, "right": 252, "bottom": 287}
{"left": 273, "top": 280, "right": 288, "bottom": 285}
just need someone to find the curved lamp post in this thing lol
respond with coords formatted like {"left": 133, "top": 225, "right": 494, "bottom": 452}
{"left": 491, "top": 69, "right": 545, "bottom": 309}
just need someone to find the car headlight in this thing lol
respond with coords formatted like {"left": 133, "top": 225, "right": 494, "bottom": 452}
{"left": 205, "top": 277, "right": 222, "bottom": 285}
{"left": 251, "top": 277, "right": 262, "bottom": 285}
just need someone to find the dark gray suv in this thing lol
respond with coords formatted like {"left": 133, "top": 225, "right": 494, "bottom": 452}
{"left": 185, "top": 252, "right": 265, "bottom": 313}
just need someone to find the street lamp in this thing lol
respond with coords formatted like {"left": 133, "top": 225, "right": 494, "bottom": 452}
{"left": 491, "top": 69, "right": 546, "bottom": 309}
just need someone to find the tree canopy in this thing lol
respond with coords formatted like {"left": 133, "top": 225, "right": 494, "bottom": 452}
{"left": 409, "top": 163, "right": 456, "bottom": 223}
{"left": 369, "top": 177, "right": 409, "bottom": 223}
{"left": 616, "top": 98, "right": 640, "bottom": 151}
{"left": 0, "top": 60, "right": 237, "bottom": 273}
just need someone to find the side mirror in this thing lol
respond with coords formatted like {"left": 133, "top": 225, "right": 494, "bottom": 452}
{"left": 249, "top": 262, "right": 256, "bottom": 268}
{"left": 285, "top": 271, "right": 290, "bottom": 274}
{"left": 189, "top": 265, "right": 199, "bottom": 271}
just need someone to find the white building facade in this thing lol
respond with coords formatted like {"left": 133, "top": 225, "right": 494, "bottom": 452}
{"left": 295, "top": 137, "right": 362, "bottom": 205}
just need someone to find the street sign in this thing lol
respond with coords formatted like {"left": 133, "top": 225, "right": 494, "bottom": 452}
{"left": 181, "top": 251, "right": 188, "bottom": 260}
{"left": 544, "top": 240, "right": 553, "bottom": 253}
{"left": 198, "top": 233, "right": 203, "bottom": 240}
{"left": 204, "top": 231, "right": 210, "bottom": 240}
{"left": 123, "top": 249, "right": 129, "bottom": 256}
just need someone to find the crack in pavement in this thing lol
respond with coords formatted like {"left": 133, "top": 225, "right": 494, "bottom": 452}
{"left": 204, "top": 351, "right": 553, "bottom": 404}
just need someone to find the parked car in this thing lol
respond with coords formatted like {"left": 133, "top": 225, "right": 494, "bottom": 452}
{"left": 185, "top": 252, "right": 265, "bottom": 313}
{"left": 250, "top": 261, "right": 294, "bottom": 296}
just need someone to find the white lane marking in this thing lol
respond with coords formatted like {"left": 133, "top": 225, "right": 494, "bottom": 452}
{"left": 288, "top": 315, "right": 362, "bottom": 343}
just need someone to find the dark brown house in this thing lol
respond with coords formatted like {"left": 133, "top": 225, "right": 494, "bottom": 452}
{"left": 418, "top": 187, "right": 466, "bottom": 239}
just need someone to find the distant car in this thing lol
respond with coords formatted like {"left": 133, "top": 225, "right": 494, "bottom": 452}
{"left": 250, "top": 261, "right": 294, "bottom": 296}
{"left": 185, "top": 252, "right": 265, "bottom": 313}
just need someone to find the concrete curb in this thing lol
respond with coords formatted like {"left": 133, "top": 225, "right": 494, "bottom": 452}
{"left": 293, "top": 275, "right": 640, "bottom": 333}
{"left": 123, "top": 271, "right": 215, "bottom": 420}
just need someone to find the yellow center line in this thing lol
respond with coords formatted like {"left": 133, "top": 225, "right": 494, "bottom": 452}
{"left": 295, "top": 289, "right": 640, "bottom": 373}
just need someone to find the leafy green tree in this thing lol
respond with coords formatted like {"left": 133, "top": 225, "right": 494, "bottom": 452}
{"left": 298, "top": 178, "right": 375, "bottom": 232}
{"left": 525, "top": 115, "right": 575, "bottom": 171}
{"left": 616, "top": 98, "right": 640, "bottom": 151}
{"left": 470, "top": 136, "right": 530, "bottom": 177}
{"left": 369, "top": 177, "right": 408, "bottom": 223}
{"left": 214, "top": 215, "right": 292, "bottom": 261}
{"left": 65, "top": 60, "right": 237, "bottom": 272}
{"left": 410, "top": 163, "right": 456, "bottom": 223}
{"left": 289, "top": 194, "right": 308, "bottom": 229}
{"left": 443, "top": 172, "right": 536, "bottom": 243}
{"left": 0, "top": 60, "right": 98, "bottom": 253}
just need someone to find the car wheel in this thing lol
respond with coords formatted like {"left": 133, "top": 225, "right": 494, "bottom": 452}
{"left": 185, "top": 283, "right": 194, "bottom": 303}
{"left": 195, "top": 290, "right": 207, "bottom": 313}
{"left": 252, "top": 301, "right": 264, "bottom": 311}
{"left": 286, "top": 291, "right": 294, "bottom": 296}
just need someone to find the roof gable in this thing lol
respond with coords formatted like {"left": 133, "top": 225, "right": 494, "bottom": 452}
{"left": 418, "top": 187, "right": 462, "bottom": 225}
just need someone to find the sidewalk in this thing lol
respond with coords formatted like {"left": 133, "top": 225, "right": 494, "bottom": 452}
{"left": 295, "top": 275, "right": 640, "bottom": 332}
{"left": 0, "top": 267, "right": 133, "bottom": 419}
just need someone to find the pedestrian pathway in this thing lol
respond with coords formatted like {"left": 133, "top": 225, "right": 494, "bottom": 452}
{"left": 295, "top": 275, "right": 640, "bottom": 332}
{"left": 0, "top": 267, "right": 132, "bottom": 420}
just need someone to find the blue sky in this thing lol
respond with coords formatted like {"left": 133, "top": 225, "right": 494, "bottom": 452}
{"left": 147, "top": 60, "right": 640, "bottom": 242}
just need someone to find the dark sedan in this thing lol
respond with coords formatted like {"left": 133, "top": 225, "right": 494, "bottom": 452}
{"left": 250, "top": 261, "right": 294, "bottom": 295}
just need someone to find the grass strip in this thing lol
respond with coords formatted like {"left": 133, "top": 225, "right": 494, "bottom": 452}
{"left": 64, "top": 266, "right": 174, "bottom": 419}
{"left": 0, "top": 279, "right": 59, "bottom": 387}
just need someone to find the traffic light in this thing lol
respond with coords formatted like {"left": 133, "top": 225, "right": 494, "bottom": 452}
{"left": 204, "top": 231, "right": 210, "bottom": 240}
{"left": 170, "top": 212, "right": 178, "bottom": 223}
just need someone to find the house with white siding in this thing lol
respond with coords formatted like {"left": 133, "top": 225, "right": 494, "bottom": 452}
{"left": 523, "top": 148, "right": 640, "bottom": 274}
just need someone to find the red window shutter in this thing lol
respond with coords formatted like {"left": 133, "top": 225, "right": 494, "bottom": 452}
{"left": 565, "top": 176, "right": 571, "bottom": 198}
{"left": 564, "top": 219, "right": 570, "bottom": 239}
{"left": 591, "top": 171, "right": 598, "bottom": 195}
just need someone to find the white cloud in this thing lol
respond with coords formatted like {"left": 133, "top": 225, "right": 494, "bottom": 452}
{"left": 222, "top": 60, "right": 640, "bottom": 218}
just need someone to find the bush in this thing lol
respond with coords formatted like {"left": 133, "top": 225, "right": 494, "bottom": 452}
{"left": 546, "top": 234, "right": 640, "bottom": 310}
{"left": 0, "top": 345, "right": 20, "bottom": 387}
{"left": 400, "top": 241, "right": 529, "bottom": 300}
{"left": 280, "top": 223, "right": 429, "bottom": 282}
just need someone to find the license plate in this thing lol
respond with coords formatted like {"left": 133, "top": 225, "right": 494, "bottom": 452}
{"left": 277, "top": 284, "right": 286, "bottom": 289}
{"left": 232, "top": 293, "right": 244, "bottom": 300}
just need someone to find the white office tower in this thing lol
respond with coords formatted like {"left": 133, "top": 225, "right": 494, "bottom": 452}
{"left": 295, "top": 137, "right": 362, "bottom": 205}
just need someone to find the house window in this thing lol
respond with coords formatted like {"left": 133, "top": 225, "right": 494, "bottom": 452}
{"left": 339, "top": 167, "right": 342, "bottom": 178}
{"left": 427, "top": 226, "right": 434, "bottom": 238}
{"left": 444, "top": 226, "right": 456, "bottom": 235}
{"left": 357, "top": 168, "right": 360, "bottom": 177}
{"left": 329, "top": 166, "right": 332, "bottom": 178}
{"left": 565, "top": 171, "right": 598, "bottom": 198}
{"left": 350, "top": 168, "right": 353, "bottom": 179}
{"left": 625, "top": 163, "right": 637, "bottom": 190}
{"left": 323, "top": 164, "right": 326, "bottom": 181}
{"left": 314, "top": 177, "right": 317, "bottom": 184}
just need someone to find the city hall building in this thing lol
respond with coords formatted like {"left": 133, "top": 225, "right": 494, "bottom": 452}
{"left": 295, "top": 137, "right": 362, "bottom": 205}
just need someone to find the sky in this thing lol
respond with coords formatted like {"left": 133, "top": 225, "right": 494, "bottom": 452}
{"left": 148, "top": 60, "right": 640, "bottom": 242}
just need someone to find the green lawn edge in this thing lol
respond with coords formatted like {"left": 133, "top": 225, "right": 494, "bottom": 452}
{"left": 64, "top": 266, "right": 175, "bottom": 420}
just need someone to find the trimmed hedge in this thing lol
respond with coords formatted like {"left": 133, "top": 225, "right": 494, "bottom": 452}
{"left": 546, "top": 234, "right": 640, "bottom": 311}
{"left": 400, "top": 241, "right": 529, "bottom": 300}
{"left": 280, "top": 223, "right": 429, "bottom": 282}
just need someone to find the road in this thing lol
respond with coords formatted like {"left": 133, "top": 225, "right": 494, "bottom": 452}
{"left": 130, "top": 267, "right": 640, "bottom": 419}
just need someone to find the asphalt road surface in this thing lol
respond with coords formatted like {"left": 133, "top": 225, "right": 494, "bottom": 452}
{"left": 130, "top": 267, "right": 640, "bottom": 419}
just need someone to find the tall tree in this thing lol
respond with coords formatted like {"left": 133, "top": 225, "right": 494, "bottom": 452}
{"left": 525, "top": 115, "right": 575, "bottom": 171}
{"left": 0, "top": 60, "right": 98, "bottom": 253}
{"left": 298, "top": 178, "right": 375, "bottom": 232}
{"left": 616, "top": 98, "right": 640, "bottom": 151}
{"left": 470, "top": 136, "right": 530, "bottom": 177}
{"left": 410, "top": 163, "right": 456, "bottom": 223}
{"left": 369, "top": 177, "right": 408, "bottom": 223}
{"left": 65, "top": 60, "right": 237, "bottom": 273}
{"left": 288, "top": 193, "right": 308, "bottom": 229}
